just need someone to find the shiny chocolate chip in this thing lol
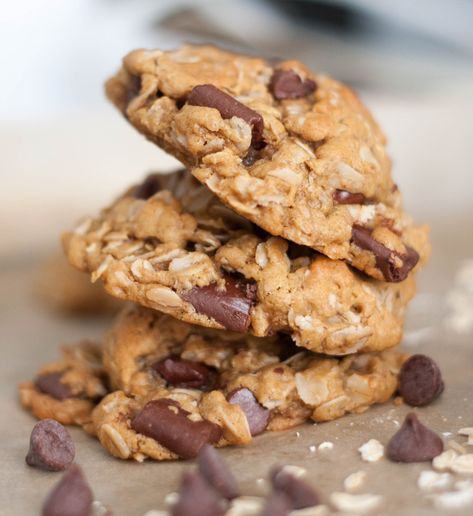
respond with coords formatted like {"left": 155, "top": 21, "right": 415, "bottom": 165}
{"left": 269, "top": 69, "right": 316, "bottom": 100}
{"left": 152, "top": 357, "right": 214, "bottom": 390}
{"left": 131, "top": 399, "right": 222, "bottom": 459}
{"left": 133, "top": 174, "right": 162, "bottom": 200}
{"left": 172, "top": 471, "right": 225, "bottom": 516}
{"left": 42, "top": 464, "right": 93, "bottom": 516}
{"left": 26, "top": 419, "right": 75, "bottom": 472}
{"left": 227, "top": 388, "right": 269, "bottom": 436}
{"left": 260, "top": 491, "right": 292, "bottom": 516}
{"left": 387, "top": 413, "right": 444, "bottom": 463}
{"left": 333, "top": 189, "right": 366, "bottom": 205}
{"left": 399, "top": 355, "right": 444, "bottom": 407}
{"left": 182, "top": 275, "right": 257, "bottom": 333}
{"left": 270, "top": 466, "right": 320, "bottom": 509}
{"left": 35, "top": 372, "right": 73, "bottom": 401}
{"left": 188, "top": 84, "right": 264, "bottom": 143}
{"left": 197, "top": 445, "right": 240, "bottom": 500}
{"left": 351, "top": 225, "right": 419, "bottom": 282}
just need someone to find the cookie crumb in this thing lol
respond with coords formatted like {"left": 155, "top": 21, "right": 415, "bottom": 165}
{"left": 417, "top": 471, "right": 452, "bottom": 491}
{"left": 358, "top": 439, "right": 384, "bottom": 462}
{"left": 343, "top": 471, "right": 367, "bottom": 492}
{"left": 330, "top": 492, "right": 383, "bottom": 513}
{"left": 433, "top": 450, "right": 458, "bottom": 471}
{"left": 226, "top": 496, "right": 264, "bottom": 515}
{"left": 309, "top": 445, "right": 317, "bottom": 453}
{"left": 458, "top": 427, "right": 473, "bottom": 445}
{"left": 318, "top": 441, "right": 334, "bottom": 451}
{"left": 164, "top": 492, "right": 179, "bottom": 507}
{"left": 448, "top": 440, "right": 467, "bottom": 454}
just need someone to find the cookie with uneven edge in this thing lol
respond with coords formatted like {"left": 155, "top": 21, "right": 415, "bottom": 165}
{"left": 63, "top": 171, "right": 416, "bottom": 355}
{"left": 19, "top": 341, "right": 108, "bottom": 431}
{"left": 106, "top": 44, "right": 429, "bottom": 282}
{"left": 91, "top": 304, "right": 407, "bottom": 461}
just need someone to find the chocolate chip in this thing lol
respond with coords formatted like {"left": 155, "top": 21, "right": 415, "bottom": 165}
{"left": 386, "top": 413, "right": 444, "bottom": 463}
{"left": 131, "top": 399, "right": 222, "bottom": 459}
{"left": 197, "top": 445, "right": 239, "bottom": 500}
{"left": 351, "top": 225, "right": 419, "bottom": 282}
{"left": 270, "top": 466, "right": 320, "bottom": 509}
{"left": 42, "top": 464, "right": 93, "bottom": 516}
{"left": 133, "top": 174, "right": 162, "bottom": 200}
{"left": 35, "top": 372, "right": 73, "bottom": 401}
{"left": 187, "top": 84, "right": 264, "bottom": 143}
{"left": 172, "top": 471, "right": 225, "bottom": 516}
{"left": 269, "top": 69, "right": 316, "bottom": 100}
{"left": 26, "top": 419, "right": 75, "bottom": 472}
{"left": 182, "top": 275, "right": 257, "bottom": 333}
{"left": 333, "top": 189, "right": 366, "bottom": 205}
{"left": 152, "top": 357, "right": 215, "bottom": 390}
{"left": 126, "top": 75, "right": 141, "bottom": 103}
{"left": 227, "top": 388, "right": 269, "bottom": 436}
{"left": 399, "top": 354, "right": 444, "bottom": 407}
{"left": 260, "top": 491, "right": 292, "bottom": 516}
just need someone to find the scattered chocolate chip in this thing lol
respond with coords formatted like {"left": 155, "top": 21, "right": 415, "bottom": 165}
{"left": 35, "top": 372, "right": 73, "bottom": 401}
{"left": 399, "top": 354, "right": 444, "bottom": 407}
{"left": 152, "top": 357, "right": 215, "bottom": 390}
{"left": 182, "top": 275, "right": 257, "bottom": 333}
{"left": 172, "top": 471, "right": 225, "bottom": 516}
{"left": 131, "top": 399, "right": 222, "bottom": 459}
{"left": 26, "top": 419, "right": 75, "bottom": 472}
{"left": 197, "top": 445, "right": 240, "bottom": 500}
{"left": 333, "top": 189, "right": 366, "bottom": 205}
{"left": 269, "top": 69, "right": 316, "bottom": 100}
{"left": 42, "top": 464, "right": 93, "bottom": 516}
{"left": 270, "top": 466, "right": 320, "bottom": 509}
{"left": 351, "top": 225, "right": 419, "bottom": 282}
{"left": 260, "top": 490, "right": 292, "bottom": 516}
{"left": 386, "top": 413, "right": 444, "bottom": 463}
{"left": 227, "top": 388, "right": 269, "bottom": 436}
{"left": 133, "top": 174, "right": 162, "bottom": 200}
{"left": 187, "top": 84, "right": 264, "bottom": 143}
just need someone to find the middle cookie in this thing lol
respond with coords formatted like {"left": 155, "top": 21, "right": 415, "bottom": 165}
{"left": 63, "top": 170, "right": 415, "bottom": 355}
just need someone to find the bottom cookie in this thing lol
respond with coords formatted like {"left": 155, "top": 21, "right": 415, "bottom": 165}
{"left": 19, "top": 341, "right": 108, "bottom": 431}
{"left": 91, "top": 306, "right": 407, "bottom": 461}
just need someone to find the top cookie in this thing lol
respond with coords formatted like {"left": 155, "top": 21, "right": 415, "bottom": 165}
{"left": 106, "top": 44, "right": 429, "bottom": 282}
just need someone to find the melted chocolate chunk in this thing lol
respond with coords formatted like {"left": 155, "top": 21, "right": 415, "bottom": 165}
{"left": 182, "top": 275, "right": 257, "bottom": 333}
{"left": 188, "top": 84, "right": 264, "bottom": 143}
{"left": 131, "top": 399, "right": 222, "bottom": 459}
{"left": 269, "top": 69, "right": 316, "bottom": 100}
{"left": 133, "top": 174, "right": 162, "bottom": 200}
{"left": 26, "top": 419, "right": 75, "bottom": 472}
{"left": 270, "top": 466, "right": 320, "bottom": 509}
{"left": 399, "top": 354, "right": 444, "bottom": 407}
{"left": 152, "top": 357, "right": 215, "bottom": 390}
{"left": 35, "top": 372, "right": 74, "bottom": 401}
{"left": 351, "top": 225, "right": 419, "bottom": 282}
{"left": 42, "top": 465, "right": 93, "bottom": 516}
{"left": 197, "top": 445, "right": 240, "bottom": 500}
{"left": 333, "top": 189, "right": 366, "bottom": 205}
{"left": 227, "top": 388, "right": 269, "bottom": 436}
{"left": 387, "top": 413, "right": 444, "bottom": 463}
{"left": 172, "top": 471, "right": 225, "bottom": 516}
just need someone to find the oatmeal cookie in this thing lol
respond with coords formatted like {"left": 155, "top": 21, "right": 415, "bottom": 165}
{"left": 63, "top": 171, "right": 416, "bottom": 355}
{"left": 106, "top": 44, "right": 429, "bottom": 282}
{"left": 91, "top": 305, "right": 407, "bottom": 461}
{"left": 19, "top": 341, "right": 108, "bottom": 431}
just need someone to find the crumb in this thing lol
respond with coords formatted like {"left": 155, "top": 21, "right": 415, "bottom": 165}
{"left": 358, "top": 439, "right": 384, "bottom": 462}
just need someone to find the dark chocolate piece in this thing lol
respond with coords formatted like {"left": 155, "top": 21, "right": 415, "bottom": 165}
{"left": 35, "top": 372, "right": 73, "bottom": 401}
{"left": 227, "top": 388, "right": 269, "bottom": 436}
{"left": 269, "top": 69, "right": 316, "bottom": 100}
{"left": 399, "top": 354, "right": 444, "bottom": 407}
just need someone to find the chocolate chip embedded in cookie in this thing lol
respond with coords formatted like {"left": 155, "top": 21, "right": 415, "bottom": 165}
{"left": 19, "top": 341, "right": 108, "bottom": 429}
{"left": 64, "top": 170, "right": 417, "bottom": 356}
{"left": 105, "top": 44, "right": 429, "bottom": 281}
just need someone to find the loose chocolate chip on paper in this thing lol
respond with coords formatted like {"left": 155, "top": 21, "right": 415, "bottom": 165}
{"left": 197, "top": 445, "right": 240, "bottom": 500}
{"left": 227, "top": 388, "right": 269, "bottom": 436}
{"left": 35, "top": 372, "right": 74, "bottom": 401}
{"left": 182, "top": 275, "right": 257, "bottom": 333}
{"left": 351, "top": 225, "right": 419, "bottom": 282}
{"left": 152, "top": 357, "right": 215, "bottom": 390}
{"left": 131, "top": 399, "right": 222, "bottom": 459}
{"left": 188, "top": 84, "right": 264, "bottom": 143}
{"left": 270, "top": 466, "right": 320, "bottom": 509}
{"left": 399, "top": 354, "right": 444, "bottom": 407}
{"left": 172, "top": 471, "right": 225, "bottom": 516}
{"left": 42, "top": 464, "right": 93, "bottom": 516}
{"left": 260, "top": 490, "right": 293, "bottom": 516}
{"left": 333, "top": 189, "right": 366, "bottom": 205}
{"left": 26, "top": 419, "right": 75, "bottom": 472}
{"left": 269, "top": 69, "right": 316, "bottom": 100}
{"left": 386, "top": 413, "right": 444, "bottom": 463}
{"left": 133, "top": 174, "right": 162, "bottom": 200}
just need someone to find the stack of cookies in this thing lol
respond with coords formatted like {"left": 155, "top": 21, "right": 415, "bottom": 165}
{"left": 21, "top": 45, "right": 430, "bottom": 462}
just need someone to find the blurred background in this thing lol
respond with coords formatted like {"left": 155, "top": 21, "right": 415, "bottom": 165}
{"left": 1, "top": 0, "right": 472, "bottom": 295}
